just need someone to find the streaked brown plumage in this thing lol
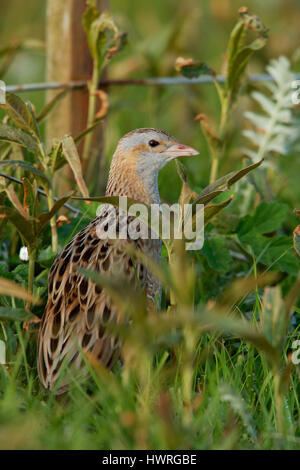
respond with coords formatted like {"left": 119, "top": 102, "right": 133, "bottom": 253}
{"left": 38, "top": 128, "right": 198, "bottom": 393}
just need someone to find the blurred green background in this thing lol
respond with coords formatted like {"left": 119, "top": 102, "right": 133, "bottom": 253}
{"left": 0, "top": 0, "right": 299, "bottom": 203}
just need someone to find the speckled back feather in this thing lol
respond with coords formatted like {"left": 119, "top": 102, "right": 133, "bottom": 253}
{"left": 38, "top": 204, "right": 161, "bottom": 393}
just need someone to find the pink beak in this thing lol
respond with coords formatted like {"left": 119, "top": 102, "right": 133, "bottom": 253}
{"left": 165, "top": 142, "right": 199, "bottom": 158}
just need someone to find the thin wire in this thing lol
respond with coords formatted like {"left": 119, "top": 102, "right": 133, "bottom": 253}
{"left": 0, "top": 172, "right": 82, "bottom": 216}
{"left": 5, "top": 73, "right": 300, "bottom": 93}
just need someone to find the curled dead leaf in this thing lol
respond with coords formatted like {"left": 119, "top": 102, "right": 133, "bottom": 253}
{"left": 56, "top": 215, "right": 71, "bottom": 227}
{"left": 92, "top": 90, "right": 109, "bottom": 119}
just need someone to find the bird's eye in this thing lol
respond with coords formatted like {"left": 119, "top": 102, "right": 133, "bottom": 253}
{"left": 148, "top": 140, "right": 160, "bottom": 148}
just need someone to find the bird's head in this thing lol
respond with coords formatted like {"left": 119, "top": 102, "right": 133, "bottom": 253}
{"left": 107, "top": 128, "right": 199, "bottom": 203}
{"left": 115, "top": 128, "right": 198, "bottom": 172}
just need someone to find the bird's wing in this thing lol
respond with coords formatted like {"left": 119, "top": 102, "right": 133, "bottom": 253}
{"left": 38, "top": 204, "right": 150, "bottom": 393}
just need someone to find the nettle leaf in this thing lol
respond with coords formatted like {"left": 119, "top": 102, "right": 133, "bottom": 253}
{"left": 239, "top": 232, "right": 298, "bottom": 275}
{"left": 0, "top": 92, "right": 36, "bottom": 136}
{"left": 201, "top": 235, "right": 233, "bottom": 274}
{"left": 237, "top": 202, "right": 299, "bottom": 274}
{"left": 237, "top": 201, "right": 288, "bottom": 237}
{"left": 0, "top": 123, "right": 39, "bottom": 154}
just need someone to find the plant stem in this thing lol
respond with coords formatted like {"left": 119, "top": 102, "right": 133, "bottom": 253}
{"left": 47, "top": 188, "right": 58, "bottom": 253}
{"left": 209, "top": 95, "right": 230, "bottom": 184}
{"left": 26, "top": 246, "right": 36, "bottom": 310}
{"left": 209, "top": 150, "right": 219, "bottom": 184}
{"left": 82, "top": 61, "right": 101, "bottom": 166}
{"left": 274, "top": 372, "right": 284, "bottom": 435}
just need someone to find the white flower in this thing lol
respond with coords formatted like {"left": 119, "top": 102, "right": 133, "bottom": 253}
{"left": 19, "top": 246, "right": 29, "bottom": 261}
{"left": 0, "top": 340, "right": 6, "bottom": 365}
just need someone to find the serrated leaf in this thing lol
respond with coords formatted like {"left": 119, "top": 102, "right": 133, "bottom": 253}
{"left": 252, "top": 91, "right": 276, "bottom": 115}
{"left": 238, "top": 201, "right": 288, "bottom": 236}
{"left": 244, "top": 111, "right": 270, "bottom": 132}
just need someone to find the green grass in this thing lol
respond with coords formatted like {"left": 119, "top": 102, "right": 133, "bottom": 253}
{"left": 0, "top": 310, "right": 299, "bottom": 450}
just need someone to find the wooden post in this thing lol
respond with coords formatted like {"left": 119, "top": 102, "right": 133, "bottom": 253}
{"left": 46, "top": 0, "right": 108, "bottom": 192}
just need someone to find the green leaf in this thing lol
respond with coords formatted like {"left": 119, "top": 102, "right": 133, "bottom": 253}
{"left": 37, "top": 88, "right": 71, "bottom": 123}
{"left": 201, "top": 235, "right": 233, "bottom": 274}
{"left": 198, "top": 309, "right": 280, "bottom": 368}
{"left": 0, "top": 205, "right": 36, "bottom": 246}
{"left": 195, "top": 159, "right": 264, "bottom": 204}
{"left": 0, "top": 92, "right": 36, "bottom": 135}
{"left": 203, "top": 196, "right": 234, "bottom": 226}
{"left": 0, "top": 307, "right": 34, "bottom": 322}
{"left": 83, "top": 7, "right": 125, "bottom": 67}
{"left": 239, "top": 230, "right": 299, "bottom": 275}
{"left": 227, "top": 37, "right": 267, "bottom": 93}
{"left": 0, "top": 160, "right": 49, "bottom": 182}
{"left": 175, "top": 58, "right": 215, "bottom": 79}
{"left": 237, "top": 201, "right": 288, "bottom": 237}
{"left": 0, "top": 123, "right": 39, "bottom": 154}
{"left": 37, "top": 191, "right": 75, "bottom": 234}
{"left": 74, "top": 118, "right": 102, "bottom": 144}
{"left": 225, "top": 8, "right": 268, "bottom": 101}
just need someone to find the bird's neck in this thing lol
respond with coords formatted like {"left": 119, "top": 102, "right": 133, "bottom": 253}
{"left": 106, "top": 158, "right": 160, "bottom": 205}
